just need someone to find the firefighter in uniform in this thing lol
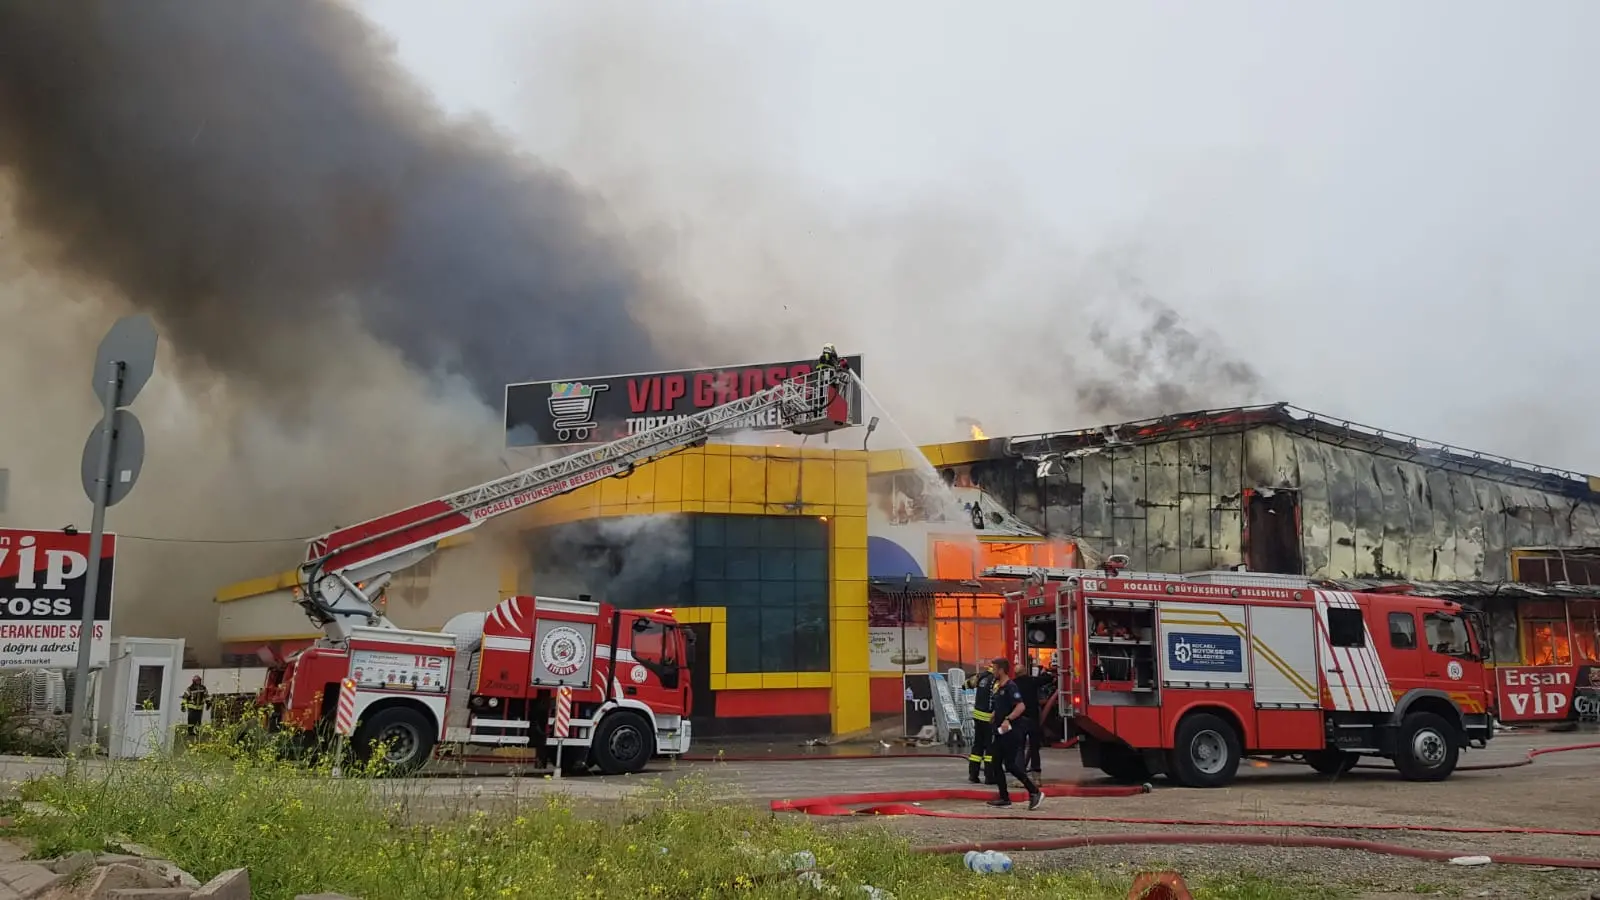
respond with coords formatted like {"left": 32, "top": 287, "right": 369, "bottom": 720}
{"left": 966, "top": 663, "right": 997, "bottom": 784}
{"left": 817, "top": 343, "right": 842, "bottom": 370}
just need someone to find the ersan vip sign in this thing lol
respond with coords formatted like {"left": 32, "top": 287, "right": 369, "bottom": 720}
{"left": 0, "top": 528, "right": 115, "bottom": 669}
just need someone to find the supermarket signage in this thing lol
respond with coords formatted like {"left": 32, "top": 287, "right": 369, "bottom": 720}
{"left": 0, "top": 527, "right": 115, "bottom": 668}
{"left": 503, "top": 355, "right": 864, "bottom": 447}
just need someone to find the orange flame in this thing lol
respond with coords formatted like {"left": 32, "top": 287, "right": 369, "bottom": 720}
{"left": 970, "top": 423, "right": 988, "bottom": 439}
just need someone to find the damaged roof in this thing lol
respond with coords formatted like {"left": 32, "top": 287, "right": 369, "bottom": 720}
{"left": 1004, "top": 402, "right": 1596, "bottom": 498}
{"left": 870, "top": 573, "right": 1600, "bottom": 603}
{"left": 1322, "top": 577, "right": 1600, "bottom": 602}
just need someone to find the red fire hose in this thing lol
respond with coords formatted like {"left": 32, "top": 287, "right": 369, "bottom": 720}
{"left": 916, "top": 833, "right": 1600, "bottom": 870}
{"left": 772, "top": 741, "right": 1600, "bottom": 870}
{"left": 681, "top": 751, "right": 966, "bottom": 763}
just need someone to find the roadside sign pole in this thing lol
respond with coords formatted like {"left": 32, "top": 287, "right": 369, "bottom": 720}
{"left": 64, "top": 314, "right": 158, "bottom": 758}
{"left": 65, "top": 362, "right": 121, "bottom": 757}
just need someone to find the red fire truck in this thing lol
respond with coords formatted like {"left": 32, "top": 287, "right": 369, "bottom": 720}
{"left": 256, "top": 366, "right": 854, "bottom": 775}
{"left": 990, "top": 559, "right": 1495, "bottom": 788}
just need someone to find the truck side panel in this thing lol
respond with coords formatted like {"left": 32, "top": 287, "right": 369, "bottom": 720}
{"left": 1255, "top": 708, "right": 1325, "bottom": 749}
{"left": 1109, "top": 705, "right": 1161, "bottom": 747}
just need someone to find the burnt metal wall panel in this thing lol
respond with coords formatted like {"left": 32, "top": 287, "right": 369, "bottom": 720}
{"left": 1427, "top": 464, "right": 1465, "bottom": 576}
{"left": 1445, "top": 471, "right": 1485, "bottom": 580}
{"left": 1212, "top": 433, "right": 1244, "bottom": 567}
{"left": 1145, "top": 441, "right": 1182, "bottom": 573}
{"left": 1298, "top": 436, "right": 1333, "bottom": 577}
{"left": 944, "top": 423, "right": 1600, "bottom": 581}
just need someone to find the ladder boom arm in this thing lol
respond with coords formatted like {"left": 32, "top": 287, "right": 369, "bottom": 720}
{"left": 297, "top": 366, "right": 853, "bottom": 633}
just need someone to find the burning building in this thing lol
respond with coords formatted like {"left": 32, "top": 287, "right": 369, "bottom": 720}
{"left": 861, "top": 403, "right": 1600, "bottom": 726}
{"left": 214, "top": 401, "right": 1600, "bottom": 736}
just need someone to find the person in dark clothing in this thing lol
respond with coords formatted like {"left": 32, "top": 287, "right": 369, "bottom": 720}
{"left": 817, "top": 343, "right": 841, "bottom": 370}
{"left": 1012, "top": 667, "right": 1044, "bottom": 775}
{"left": 966, "top": 664, "right": 996, "bottom": 784}
{"left": 985, "top": 658, "right": 1043, "bottom": 810}
{"left": 182, "top": 675, "right": 208, "bottom": 737}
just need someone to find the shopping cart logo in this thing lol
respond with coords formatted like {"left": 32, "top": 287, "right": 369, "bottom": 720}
{"left": 547, "top": 381, "right": 609, "bottom": 444}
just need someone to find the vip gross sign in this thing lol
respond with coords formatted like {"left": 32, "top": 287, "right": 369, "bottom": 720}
{"left": 0, "top": 528, "right": 114, "bottom": 668}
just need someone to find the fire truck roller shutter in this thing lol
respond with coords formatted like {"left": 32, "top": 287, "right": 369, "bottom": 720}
{"left": 1158, "top": 602, "right": 1251, "bottom": 690}
{"left": 1246, "top": 606, "right": 1321, "bottom": 709}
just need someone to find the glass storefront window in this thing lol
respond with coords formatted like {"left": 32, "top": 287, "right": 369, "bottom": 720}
{"left": 530, "top": 512, "right": 829, "bottom": 675}
{"left": 696, "top": 514, "right": 830, "bottom": 674}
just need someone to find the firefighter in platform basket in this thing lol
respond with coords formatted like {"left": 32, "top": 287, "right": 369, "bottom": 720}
{"left": 966, "top": 662, "right": 996, "bottom": 784}
{"left": 817, "top": 343, "right": 843, "bottom": 371}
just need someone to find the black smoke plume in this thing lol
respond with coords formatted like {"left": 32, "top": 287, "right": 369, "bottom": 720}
{"left": 0, "top": 0, "right": 677, "bottom": 404}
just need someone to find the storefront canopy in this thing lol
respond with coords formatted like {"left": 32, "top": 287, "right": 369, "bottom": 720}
{"left": 867, "top": 576, "right": 1018, "bottom": 599}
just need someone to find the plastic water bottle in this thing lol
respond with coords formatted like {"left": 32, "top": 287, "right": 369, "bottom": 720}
{"left": 963, "top": 850, "right": 1013, "bottom": 874}
{"left": 790, "top": 850, "right": 818, "bottom": 869}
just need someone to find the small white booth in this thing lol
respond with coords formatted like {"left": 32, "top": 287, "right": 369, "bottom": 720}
{"left": 96, "top": 636, "right": 186, "bottom": 759}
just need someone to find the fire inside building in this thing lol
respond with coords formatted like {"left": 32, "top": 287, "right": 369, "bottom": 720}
{"left": 213, "top": 377, "right": 1600, "bottom": 735}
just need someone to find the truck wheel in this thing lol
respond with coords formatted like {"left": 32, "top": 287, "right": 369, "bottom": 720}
{"left": 354, "top": 706, "right": 436, "bottom": 777}
{"left": 1168, "top": 712, "right": 1241, "bottom": 788}
{"left": 1305, "top": 750, "right": 1360, "bottom": 776}
{"left": 591, "top": 710, "right": 654, "bottom": 775}
{"left": 1393, "top": 712, "right": 1459, "bottom": 782}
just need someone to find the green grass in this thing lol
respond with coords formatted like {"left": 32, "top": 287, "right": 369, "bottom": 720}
{"left": 0, "top": 723, "right": 1333, "bottom": 900}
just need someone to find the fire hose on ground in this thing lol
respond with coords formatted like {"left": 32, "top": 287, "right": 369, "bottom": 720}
{"left": 769, "top": 741, "right": 1600, "bottom": 870}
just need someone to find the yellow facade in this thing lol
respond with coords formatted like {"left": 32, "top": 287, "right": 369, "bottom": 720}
{"left": 508, "top": 444, "right": 872, "bottom": 734}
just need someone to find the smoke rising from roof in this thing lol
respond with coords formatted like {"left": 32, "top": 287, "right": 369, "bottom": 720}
{"left": 494, "top": 3, "right": 1267, "bottom": 438}
{"left": 0, "top": 0, "right": 697, "bottom": 658}
{"left": 0, "top": 0, "right": 680, "bottom": 405}
{"left": 459, "top": 2, "right": 1599, "bottom": 466}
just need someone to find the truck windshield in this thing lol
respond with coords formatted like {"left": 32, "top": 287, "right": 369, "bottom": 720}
{"left": 1423, "top": 611, "right": 1474, "bottom": 659}
{"left": 632, "top": 619, "right": 676, "bottom": 668}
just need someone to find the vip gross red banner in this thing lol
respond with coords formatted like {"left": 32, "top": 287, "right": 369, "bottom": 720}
{"left": 0, "top": 527, "right": 115, "bottom": 668}
{"left": 504, "top": 355, "right": 864, "bottom": 447}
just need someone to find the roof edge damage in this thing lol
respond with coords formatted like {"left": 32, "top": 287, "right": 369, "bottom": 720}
{"left": 869, "top": 573, "right": 1600, "bottom": 603}
{"left": 1004, "top": 402, "right": 1596, "bottom": 498}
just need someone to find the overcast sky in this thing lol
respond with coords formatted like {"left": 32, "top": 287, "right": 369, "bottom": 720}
{"left": 355, "top": 1, "right": 1600, "bottom": 472}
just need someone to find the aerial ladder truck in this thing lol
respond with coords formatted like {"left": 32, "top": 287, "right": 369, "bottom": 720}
{"left": 255, "top": 366, "right": 855, "bottom": 775}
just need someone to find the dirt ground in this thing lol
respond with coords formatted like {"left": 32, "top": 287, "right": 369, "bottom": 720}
{"left": 663, "top": 729, "right": 1600, "bottom": 899}
{"left": 3, "top": 730, "right": 1597, "bottom": 898}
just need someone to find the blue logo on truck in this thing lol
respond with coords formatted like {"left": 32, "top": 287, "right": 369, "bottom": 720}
{"left": 1167, "top": 632, "right": 1243, "bottom": 673}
